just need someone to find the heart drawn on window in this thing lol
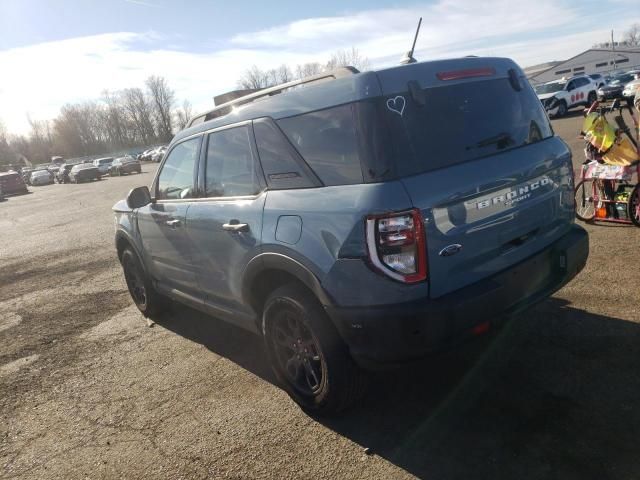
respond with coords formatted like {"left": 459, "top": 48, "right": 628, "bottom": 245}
{"left": 386, "top": 96, "right": 406, "bottom": 116}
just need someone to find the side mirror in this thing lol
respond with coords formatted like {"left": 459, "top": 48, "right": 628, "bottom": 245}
{"left": 126, "top": 186, "right": 152, "bottom": 209}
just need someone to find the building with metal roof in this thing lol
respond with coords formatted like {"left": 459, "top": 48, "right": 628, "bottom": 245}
{"left": 528, "top": 47, "right": 640, "bottom": 84}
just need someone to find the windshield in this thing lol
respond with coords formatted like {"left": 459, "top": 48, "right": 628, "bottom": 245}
{"left": 535, "top": 82, "right": 566, "bottom": 94}
{"left": 609, "top": 74, "right": 633, "bottom": 85}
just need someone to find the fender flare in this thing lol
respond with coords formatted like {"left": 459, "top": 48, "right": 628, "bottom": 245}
{"left": 242, "top": 252, "right": 333, "bottom": 308}
{"left": 114, "top": 230, "right": 146, "bottom": 272}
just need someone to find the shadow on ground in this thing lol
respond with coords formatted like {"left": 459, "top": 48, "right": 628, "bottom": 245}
{"left": 155, "top": 297, "right": 640, "bottom": 480}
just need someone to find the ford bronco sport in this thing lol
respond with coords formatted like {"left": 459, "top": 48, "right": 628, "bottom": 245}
{"left": 114, "top": 57, "right": 588, "bottom": 414}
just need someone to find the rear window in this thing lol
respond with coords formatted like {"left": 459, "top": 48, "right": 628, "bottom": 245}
{"left": 277, "top": 104, "right": 364, "bottom": 186}
{"left": 386, "top": 77, "right": 553, "bottom": 176}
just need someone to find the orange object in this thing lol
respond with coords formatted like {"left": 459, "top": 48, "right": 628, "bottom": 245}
{"left": 596, "top": 207, "right": 607, "bottom": 218}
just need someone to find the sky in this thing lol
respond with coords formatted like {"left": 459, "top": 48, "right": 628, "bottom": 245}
{"left": 0, "top": 0, "right": 638, "bottom": 135}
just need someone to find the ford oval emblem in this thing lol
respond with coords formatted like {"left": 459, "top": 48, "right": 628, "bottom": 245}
{"left": 439, "top": 244, "right": 463, "bottom": 257}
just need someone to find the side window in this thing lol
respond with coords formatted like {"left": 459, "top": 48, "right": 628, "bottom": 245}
{"left": 566, "top": 81, "right": 575, "bottom": 91}
{"left": 253, "top": 119, "right": 316, "bottom": 189}
{"left": 578, "top": 77, "right": 590, "bottom": 87}
{"left": 277, "top": 104, "right": 364, "bottom": 186}
{"left": 205, "top": 126, "right": 261, "bottom": 197}
{"left": 156, "top": 137, "right": 200, "bottom": 200}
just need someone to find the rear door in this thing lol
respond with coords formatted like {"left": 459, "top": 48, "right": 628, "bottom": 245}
{"left": 186, "top": 123, "right": 266, "bottom": 324}
{"left": 137, "top": 136, "right": 202, "bottom": 297}
{"left": 375, "top": 59, "right": 575, "bottom": 298}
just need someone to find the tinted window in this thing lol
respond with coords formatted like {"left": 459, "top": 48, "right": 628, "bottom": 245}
{"left": 386, "top": 77, "right": 554, "bottom": 177}
{"left": 205, "top": 126, "right": 261, "bottom": 197}
{"left": 253, "top": 120, "right": 316, "bottom": 189}
{"left": 575, "top": 77, "right": 590, "bottom": 87}
{"left": 278, "top": 104, "right": 364, "bottom": 186}
{"left": 156, "top": 137, "right": 200, "bottom": 200}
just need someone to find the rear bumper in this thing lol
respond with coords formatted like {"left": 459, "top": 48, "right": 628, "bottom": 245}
{"left": 326, "top": 224, "right": 588, "bottom": 369}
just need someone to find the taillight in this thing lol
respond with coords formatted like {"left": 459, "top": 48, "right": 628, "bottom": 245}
{"left": 365, "top": 209, "right": 427, "bottom": 283}
{"left": 436, "top": 67, "right": 495, "bottom": 81}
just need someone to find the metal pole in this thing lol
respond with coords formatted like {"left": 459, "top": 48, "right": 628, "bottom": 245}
{"left": 611, "top": 30, "right": 616, "bottom": 71}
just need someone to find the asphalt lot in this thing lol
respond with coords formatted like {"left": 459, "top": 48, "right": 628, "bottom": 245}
{"left": 1, "top": 113, "right": 640, "bottom": 480}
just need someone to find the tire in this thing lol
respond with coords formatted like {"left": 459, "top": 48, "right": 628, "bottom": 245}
{"left": 628, "top": 184, "right": 640, "bottom": 227}
{"left": 262, "top": 284, "right": 368, "bottom": 414}
{"left": 121, "top": 248, "right": 167, "bottom": 317}
{"left": 556, "top": 100, "right": 567, "bottom": 117}
{"left": 575, "top": 179, "right": 596, "bottom": 221}
{"left": 587, "top": 91, "right": 597, "bottom": 106}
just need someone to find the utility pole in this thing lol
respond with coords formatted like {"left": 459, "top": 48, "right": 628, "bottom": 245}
{"left": 611, "top": 29, "right": 616, "bottom": 71}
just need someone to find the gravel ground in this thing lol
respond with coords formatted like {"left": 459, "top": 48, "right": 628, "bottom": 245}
{"left": 1, "top": 112, "right": 640, "bottom": 480}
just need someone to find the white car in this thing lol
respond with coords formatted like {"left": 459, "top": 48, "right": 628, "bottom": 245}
{"left": 150, "top": 146, "right": 167, "bottom": 162}
{"left": 535, "top": 75, "right": 597, "bottom": 117}
{"left": 93, "top": 157, "right": 114, "bottom": 175}
{"left": 30, "top": 169, "right": 54, "bottom": 186}
{"left": 622, "top": 78, "right": 640, "bottom": 102}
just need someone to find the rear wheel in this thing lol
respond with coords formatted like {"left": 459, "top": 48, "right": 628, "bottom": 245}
{"left": 121, "top": 248, "right": 167, "bottom": 317}
{"left": 263, "top": 284, "right": 368, "bottom": 415}
{"left": 587, "top": 91, "right": 597, "bottom": 105}
{"left": 575, "top": 179, "right": 596, "bottom": 221}
{"left": 628, "top": 184, "right": 640, "bottom": 227}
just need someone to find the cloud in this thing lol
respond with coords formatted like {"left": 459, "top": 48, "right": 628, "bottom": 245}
{"left": 1, "top": 0, "right": 639, "bottom": 135}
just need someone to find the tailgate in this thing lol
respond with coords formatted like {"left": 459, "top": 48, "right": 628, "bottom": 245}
{"left": 401, "top": 139, "right": 575, "bottom": 298}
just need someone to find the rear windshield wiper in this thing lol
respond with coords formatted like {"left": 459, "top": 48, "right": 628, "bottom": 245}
{"left": 466, "top": 132, "right": 514, "bottom": 151}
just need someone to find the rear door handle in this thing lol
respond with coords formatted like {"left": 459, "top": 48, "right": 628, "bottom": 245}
{"left": 165, "top": 219, "right": 181, "bottom": 228}
{"left": 222, "top": 221, "right": 249, "bottom": 232}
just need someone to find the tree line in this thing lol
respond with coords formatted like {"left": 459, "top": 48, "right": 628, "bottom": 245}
{"left": 236, "top": 47, "right": 371, "bottom": 90}
{"left": 0, "top": 75, "right": 192, "bottom": 167}
{"left": 1, "top": 48, "right": 370, "bottom": 167}
{"left": 592, "top": 23, "right": 640, "bottom": 49}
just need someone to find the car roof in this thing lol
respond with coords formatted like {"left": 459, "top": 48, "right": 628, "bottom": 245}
{"left": 175, "top": 57, "right": 522, "bottom": 145}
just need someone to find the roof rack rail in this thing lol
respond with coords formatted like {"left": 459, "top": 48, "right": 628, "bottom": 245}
{"left": 188, "top": 66, "right": 359, "bottom": 128}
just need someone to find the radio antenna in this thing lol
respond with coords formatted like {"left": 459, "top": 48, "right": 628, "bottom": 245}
{"left": 400, "top": 17, "right": 422, "bottom": 64}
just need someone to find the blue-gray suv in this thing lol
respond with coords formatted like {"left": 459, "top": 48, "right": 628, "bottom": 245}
{"left": 114, "top": 57, "right": 588, "bottom": 414}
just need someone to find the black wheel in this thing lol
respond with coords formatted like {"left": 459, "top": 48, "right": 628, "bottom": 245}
{"left": 628, "top": 184, "right": 640, "bottom": 227}
{"left": 121, "top": 248, "right": 167, "bottom": 317}
{"left": 587, "top": 91, "right": 597, "bottom": 105}
{"left": 556, "top": 101, "right": 567, "bottom": 117}
{"left": 263, "top": 284, "right": 368, "bottom": 414}
{"left": 575, "top": 179, "right": 596, "bottom": 221}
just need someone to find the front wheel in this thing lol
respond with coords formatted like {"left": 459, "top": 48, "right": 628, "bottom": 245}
{"left": 263, "top": 284, "right": 368, "bottom": 415}
{"left": 556, "top": 101, "right": 568, "bottom": 117}
{"left": 575, "top": 179, "right": 596, "bottom": 221}
{"left": 628, "top": 184, "right": 640, "bottom": 227}
{"left": 121, "top": 248, "right": 167, "bottom": 317}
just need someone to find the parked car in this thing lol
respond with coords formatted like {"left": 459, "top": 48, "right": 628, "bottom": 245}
{"left": 587, "top": 73, "right": 608, "bottom": 88}
{"left": 29, "top": 169, "right": 54, "bottom": 186}
{"left": 150, "top": 146, "right": 167, "bottom": 162}
{"left": 0, "top": 171, "right": 29, "bottom": 195}
{"left": 535, "top": 75, "right": 597, "bottom": 117}
{"left": 55, "top": 163, "right": 77, "bottom": 184}
{"left": 114, "top": 58, "right": 588, "bottom": 414}
{"left": 622, "top": 78, "right": 640, "bottom": 103}
{"left": 68, "top": 163, "right": 101, "bottom": 183}
{"left": 21, "top": 168, "right": 34, "bottom": 184}
{"left": 110, "top": 156, "right": 142, "bottom": 176}
{"left": 137, "top": 148, "right": 155, "bottom": 162}
{"left": 93, "top": 157, "right": 114, "bottom": 175}
{"left": 597, "top": 73, "right": 638, "bottom": 100}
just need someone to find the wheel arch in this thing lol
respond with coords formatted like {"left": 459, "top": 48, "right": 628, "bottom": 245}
{"left": 242, "top": 253, "right": 333, "bottom": 332}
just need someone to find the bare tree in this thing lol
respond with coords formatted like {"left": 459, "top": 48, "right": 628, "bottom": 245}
{"left": 175, "top": 100, "right": 193, "bottom": 130}
{"left": 326, "top": 47, "right": 370, "bottom": 71}
{"left": 122, "top": 87, "right": 156, "bottom": 144}
{"left": 623, "top": 23, "right": 640, "bottom": 47}
{"left": 295, "top": 62, "right": 324, "bottom": 79}
{"left": 146, "top": 75, "right": 175, "bottom": 142}
{"left": 237, "top": 65, "right": 271, "bottom": 90}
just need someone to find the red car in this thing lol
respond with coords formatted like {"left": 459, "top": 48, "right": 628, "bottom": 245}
{"left": 0, "top": 171, "right": 29, "bottom": 196}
